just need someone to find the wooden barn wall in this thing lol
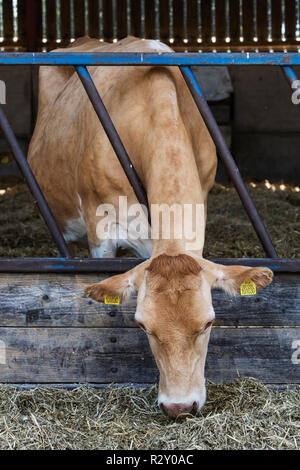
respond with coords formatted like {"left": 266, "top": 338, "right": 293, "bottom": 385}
{"left": 0, "top": 273, "right": 299, "bottom": 385}
{"left": 230, "top": 66, "right": 300, "bottom": 184}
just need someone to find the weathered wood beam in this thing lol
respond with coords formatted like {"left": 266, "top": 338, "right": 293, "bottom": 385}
{"left": 0, "top": 273, "right": 298, "bottom": 328}
{"left": 0, "top": 273, "right": 299, "bottom": 384}
{"left": 0, "top": 327, "right": 299, "bottom": 384}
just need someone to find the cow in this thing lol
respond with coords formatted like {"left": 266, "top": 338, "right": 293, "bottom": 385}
{"left": 28, "top": 37, "right": 273, "bottom": 419}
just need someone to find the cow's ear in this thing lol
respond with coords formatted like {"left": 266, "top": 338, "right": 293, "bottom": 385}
{"left": 84, "top": 260, "right": 150, "bottom": 304}
{"left": 199, "top": 260, "right": 273, "bottom": 296}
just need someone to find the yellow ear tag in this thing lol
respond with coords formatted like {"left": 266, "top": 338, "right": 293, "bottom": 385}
{"left": 240, "top": 279, "right": 256, "bottom": 296}
{"left": 104, "top": 294, "right": 120, "bottom": 305}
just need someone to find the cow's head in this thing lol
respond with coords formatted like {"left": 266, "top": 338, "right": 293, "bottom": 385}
{"left": 85, "top": 254, "right": 273, "bottom": 419}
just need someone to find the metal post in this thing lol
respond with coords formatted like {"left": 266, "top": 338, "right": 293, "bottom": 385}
{"left": 282, "top": 66, "right": 299, "bottom": 88}
{"left": 0, "top": 107, "right": 71, "bottom": 258}
{"left": 0, "top": 257, "right": 298, "bottom": 273}
{"left": 75, "top": 65, "right": 150, "bottom": 225}
{"left": 180, "top": 65, "right": 278, "bottom": 259}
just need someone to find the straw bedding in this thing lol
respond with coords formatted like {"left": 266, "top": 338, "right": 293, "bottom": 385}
{"left": 0, "top": 378, "right": 299, "bottom": 450}
{"left": 0, "top": 179, "right": 299, "bottom": 258}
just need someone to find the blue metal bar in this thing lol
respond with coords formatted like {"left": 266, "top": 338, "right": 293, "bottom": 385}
{"left": 180, "top": 65, "right": 278, "bottom": 259}
{"left": 0, "top": 258, "right": 298, "bottom": 273}
{"left": 0, "top": 52, "right": 300, "bottom": 66}
{"left": 282, "top": 66, "right": 300, "bottom": 88}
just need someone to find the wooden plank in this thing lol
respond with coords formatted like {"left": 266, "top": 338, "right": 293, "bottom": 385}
{"left": 3, "top": 0, "right": 13, "bottom": 46}
{"left": 45, "top": 0, "right": 57, "bottom": 50}
{"left": 144, "top": 0, "right": 156, "bottom": 39}
{"left": 117, "top": 0, "right": 128, "bottom": 39}
{"left": 173, "top": 0, "right": 184, "bottom": 47}
{"left": 206, "top": 328, "right": 300, "bottom": 383}
{"left": 285, "top": 0, "right": 296, "bottom": 44}
{"left": 215, "top": 0, "right": 226, "bottom": 46}
{"left": 256, "top": 0, "right": 268, "bottom": 43}
{"left": 0, "top": 327, "right": 299, "bottom": 383}
{"left": 185, "top": 0, "right": 198, "bottom": 46}
{"left": 17, "top": 0, "right": 27, "bottom": 49}
{"left": 74, "top": 0, "right": 85, "bottom": 39}
{"left": 102, "top": 0, "right": 113, "bottom": 41}
{"left": 88, "top": 0, "right": 100, "bottom": 39}
{"left": 201, "top": 0, "right": 212, "bottom": 46}
{"left": 0, "top": 327, "right": 157, "bottom": 382}
{"left": 271, "top": 0, "right": 282, "bottom": 43}
{"left": 242, "top": 0, "right": 255, "bottom": 44}
{"left": 229, "top": 0, "right": 240, "bottom": 45}
{"left": 0, "top": 273, "right": 298, "bottom": 327}
{"left": 130, "top": 0, "right": 142, "bottom": 37}
{"left": 213, "top": 274, "right": 300, "bottom": 327}
{"left": 60, "top": 0, "right": 71, "bottom": 46}
{"left": 159, "top": 0, "right": 170, "bottom": 43}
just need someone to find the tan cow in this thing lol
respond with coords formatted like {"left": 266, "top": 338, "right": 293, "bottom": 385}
{"left": 28, "top": 37, "right": 273, "bottom": 419}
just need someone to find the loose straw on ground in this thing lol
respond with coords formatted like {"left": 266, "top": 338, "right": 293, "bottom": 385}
{"left": 0, "top": 378, "right": 299, "bottom": 450}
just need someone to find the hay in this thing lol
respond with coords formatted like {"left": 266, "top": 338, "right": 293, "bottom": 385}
{"left": 0, "top": 378, "right": 299, "bottom": 450}
{"left": 0, "top": 179, "right": 299, "bottom": 258}
{"left": 204, "top": 181, "right": 300, "bottom": 259}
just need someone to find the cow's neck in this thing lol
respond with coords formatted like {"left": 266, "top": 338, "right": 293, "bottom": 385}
{"left": 143, "top": 147, "right": 205, "bottom": 258}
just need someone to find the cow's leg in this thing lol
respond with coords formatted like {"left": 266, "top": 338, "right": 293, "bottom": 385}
{"left": 69, "top": 242, "right": 78, "bottom": 257}
{"left": 89, "top": 237, "right": 118, "bottom": 258}
{"left": 84, "top": 212, "right": 118, "bottom": 259}
{"left": 83, "top": 203, "right": 152, "bottom": 259}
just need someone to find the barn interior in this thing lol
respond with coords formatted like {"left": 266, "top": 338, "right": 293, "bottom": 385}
{"left": 0, "top": 0, "right": 299, "bottom": 451}
{"left": 0, "top": 1, "right": 299, "bottom": 259}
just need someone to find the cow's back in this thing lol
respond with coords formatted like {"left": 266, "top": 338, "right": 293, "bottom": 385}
{"left": 28, "top": 37, "right": 216, "bottom": 244}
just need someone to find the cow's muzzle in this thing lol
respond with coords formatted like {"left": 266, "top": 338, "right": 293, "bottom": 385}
{"left": 160, "top": 401, "right": 199, "bottom": 420}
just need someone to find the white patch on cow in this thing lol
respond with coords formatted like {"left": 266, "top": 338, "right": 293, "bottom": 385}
{"left": 91, "top": 224, "right": 152, "bottom": 259}
{"left": 158, "top": 386, "right": 207, "bottom": 413}
{"left": 63, "top": 214, "right": 86, "bottom": 242}
{"left": 90, "top": 237, "right": 118, "bottom": 258}
{"left": 135, "top": 272, "right": 148, "bottom": 322}
{"left": 146, "top": 39, "right": 172, "bottom": 53}
{"left": 137, "top": 272, "right": 147, "bottom": 303}
{"left": 77, "top": 193, "right": 82, "bottom": 209}
{"left": 216, "top": 270, "right": 225, "bottom": 280}
{"left": 214, "top": 275, "right": 237, "bottom": 295}
{"left": 121, "top": 274, "right": 136, "bottom": 303}
{"left": 200, "top": 272, "right": 215, "bottom": 317}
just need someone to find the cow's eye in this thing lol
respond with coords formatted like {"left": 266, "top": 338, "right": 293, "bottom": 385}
{"left": 204, "top": 320, "right": 214, "bottom": 331}
{"left": 136, "top": 321, "right": 146, "bottom": 331}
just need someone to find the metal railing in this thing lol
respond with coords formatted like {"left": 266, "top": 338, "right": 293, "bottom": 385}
{"left": 0, "top": 51, "right": 299, "bottom": 273}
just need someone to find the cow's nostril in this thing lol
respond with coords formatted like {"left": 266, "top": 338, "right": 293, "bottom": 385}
{"left": 160, "top": 402, "right": 197, "bottom": 419}
{"left": 192, "top": 401, "right": 199, "bottom": 413}
{"left": 160, "top": 403, "right": 168, "bottom": 416}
